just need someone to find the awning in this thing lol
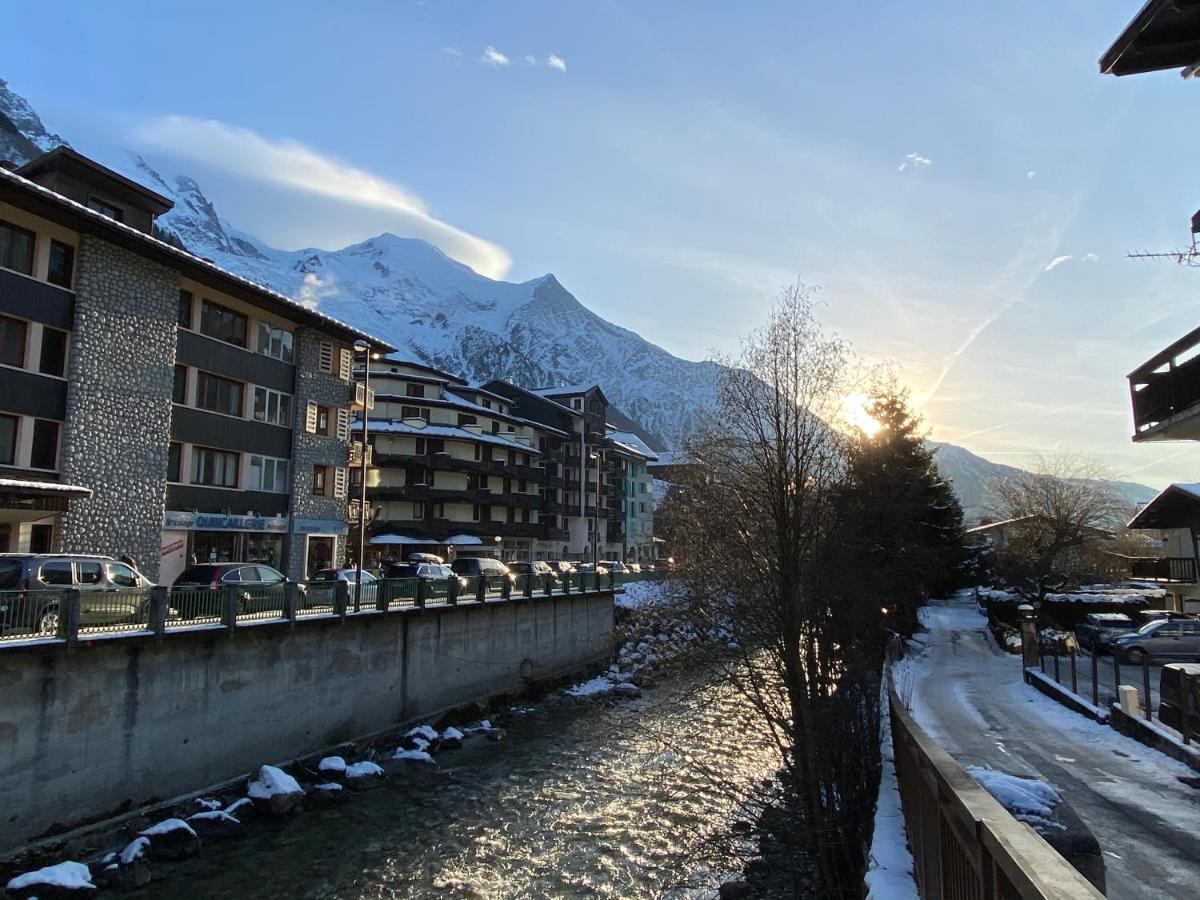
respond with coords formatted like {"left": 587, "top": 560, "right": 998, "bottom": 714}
{"left": 446, "top": 535, "right": 484, "bottom": 546}
{"left": 1128, "top": 483, "right": 1200, "bottom": 530}
{"left": 0, "top": 477, "right": 91, "bottom": 498}
{"left": 370, "top": 534, "right": 437, "bottom": 545}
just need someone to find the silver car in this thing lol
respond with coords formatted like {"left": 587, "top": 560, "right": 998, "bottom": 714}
{"left": 1114, "top": 619, "right": 1200, "bottom": 664}
{"left": 0, "top": 554, "right": 151, "bottom": 635}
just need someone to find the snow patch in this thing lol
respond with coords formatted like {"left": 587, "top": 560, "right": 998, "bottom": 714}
{"left": 139, "top": 817, "right": 197, "bottom": 837}
{"left": 247, "top": 764, "right": 303, "bottom": 799}
{"left": 345, "top": 761, "right": 384, "bottom": 778}
{"left": 6, "top": 861, "right": 95, "bottom": 892}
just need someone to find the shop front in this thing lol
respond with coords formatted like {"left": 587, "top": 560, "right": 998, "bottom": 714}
{"left": 293, "top": 517, "right": 350, "bottom": 578}
{"left": 161, "top": 511, "right": 289, "bottom": 585}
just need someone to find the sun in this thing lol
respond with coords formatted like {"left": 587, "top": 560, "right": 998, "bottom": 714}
{"left": 840, "top": 393, "right": 883, "bottom": 437}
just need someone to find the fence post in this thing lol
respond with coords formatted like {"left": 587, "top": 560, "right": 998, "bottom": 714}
{"left": 444, "top": 577, "right": 456, "bottom": 607}
{"left": 335, "top": 580, "right": 349, "bottom": 620}
{"left": 376, "top": 579, "right": 390, "bottom": 613}
{"left": 1053, "top": 650, "right": 1061, "bottom": 684}
{"left": 149, "top": 585, "right": 169, "bottom": 635}
{"left": 563, "top": 573, "right": 571, "bottom": 596}
{"left": 1183, "top": 673, "right": 1193, "bottom": 745}
{"left": 501, "top": 576, "right": 512, "bottom": 601}
{"left": 523, "top": 574, "right": 534, "bottom": 599}
{"left": 1091, "top": 651, "right": 1099, "bottom": 707}
{"left": 1142, "top": 655, "right": 1153, "bottom": 722}
{"left": 476, "top": 577, "right": 486, "bottom": 604}
{"left": 62, "top": 588, "right": 81, "bottom": 645}
{"left": 1114, "top": 655, "right": 1121, "bottom": 708}
{"left": 283, "top": 582, "right": 299, "bottom": 624}
{"left": 415, "top": 578, "right": 427, "bottom": 609}
{"left": 544, "top": 575, "right": 553, "bottom": 598}
{"left": 222, "top": 584, "right": 239, "bottom": 632}
{"left": 1070, "top": 649, "right": 1077, "bottom": 695}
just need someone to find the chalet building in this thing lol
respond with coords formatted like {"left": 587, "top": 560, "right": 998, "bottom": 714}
{"left": 0, "top": 147, "right": 390, "bottom": 582}
{"left": 607, "top": 431, "right": 658, "bottom": 563}
{"left": 359, "top": 359, "right": 571, "bottom": 562}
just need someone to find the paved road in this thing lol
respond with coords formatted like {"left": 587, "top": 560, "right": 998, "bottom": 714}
{"left": 898, "top": 597, "right": 1200, "bottom": 899}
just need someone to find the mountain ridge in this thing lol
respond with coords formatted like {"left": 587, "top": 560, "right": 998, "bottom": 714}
{"left": 0, "top": 78, "right": 1157, "bottom": 519}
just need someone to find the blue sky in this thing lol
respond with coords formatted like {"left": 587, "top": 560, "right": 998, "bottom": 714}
{"left": 5, "top": 1, "right": 1200, "bottom": 485}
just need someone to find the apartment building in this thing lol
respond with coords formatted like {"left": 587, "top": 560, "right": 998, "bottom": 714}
{"left": 608, "top": 431, "right": 658, "bottom": 563}
{"left": 360, "top": 358, "right": 571, "bottom": 561}
{"left": 0, "top": 147, "right": 389, "bottom": 582}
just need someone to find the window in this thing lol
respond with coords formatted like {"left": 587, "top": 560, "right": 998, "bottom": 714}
{"left": 429, "top": 439, "right": 445, "bottom": 454}
{"left": 0, "top": 315, "right": 27, "bottom": 367}
{"left": 172, "top": 365, "right": 188, "bottom": 404}
{"left": 47, "top": 241, "right": 74, "bottom": 288}
{"left": 415, "top": 438, "right": 426, "bottom": 455}
{"left": 30, "top": 420, "right": 58, "bottom": 470}
{"left": 572, "top": 398, "right": 582, "bottom": 410}
{"left": 473, "top": 443, "right": 481, "bottom": 461}
{"left": 316, "top": 405, "right": 331, "bottom": 435}
{"left": 0, "top": 219, "right": 34, "bottom": 275}
{"left": 107, "top": 563, "right": 139, "bottom": 587}
{"left": 81, "top": 560, "right": 108, "bottom": 586}
{"left": 457, "top": 414, "right": 476, "bottom": 427}
{"left": 413, "top": 502, "right": 425, "bottom": 519}
{"left": 333, "top": 467, "right": 348, "bottom": 498}
{"left": 87, "top": 196, "right": 124, "bottom": 222}
{"left": 168, "top": 442, "right": 182, "bottom": 482}
{"left": 253, "top": 387, "right": 292, "bottom": 427}
{"left": 38, "top": 327, "right": 66, "bottom": 377}
{"left": 312, "top": 465, "right": 327, "bottom": 495}
{"left": 401, "top": 406, "right": 428, "bottom": 421}
{"left": 471, "top": 504, "right": 482, "bottom": 522}
{"left": 177, "top": 290, "right": 193, "bottom": 329}
{"left": 256, "top": 322, "right": 294, "bottom": 362}
{"left": 28, "top": 524, "right": 52, "bottom": 554}
{"left": 432, "top": 502, "right": 445, "bottom": 518}
{"left": 0, "top": 414, "right": 15, "bottom": 465}
{"left": 491, "top": 421, "right": 500, "bottom": 434}
{"left": 199, "top": 299, "right": 247, "bottom": 348}
{"left": 192, "top": 447, "right": 239, "bottom": 487}
{"left": 40, "top": 561, "right": 73, "bottom": 585}
{"left": 249, "top": 455, "right": 289, "bottom": 493}
{"left": 480, "top": 398, "right": 492, "bottom": 409}
{"left": 319, "top": 341, "right": 334, "bottom": 373}
{"left": 406, "top": 383, "right": 425, "bottom": 398}
{"left": 195, "top": 371, "right": 244, "bottom": 416}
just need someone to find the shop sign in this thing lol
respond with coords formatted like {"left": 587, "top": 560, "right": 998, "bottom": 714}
{"left": 163, "top": 511, "right": 289, "bottom": 533}
{"left": 293, "top": 518, "right": 349, "bottom": 536}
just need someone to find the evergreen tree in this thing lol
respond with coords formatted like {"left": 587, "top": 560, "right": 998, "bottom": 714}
{"left": 845, "top": 382, "right": 965, "bottom": 637}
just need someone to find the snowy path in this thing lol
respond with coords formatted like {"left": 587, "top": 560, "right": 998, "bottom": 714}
{"left": 897, "top": 597, "right": 1200, "bottom": 899}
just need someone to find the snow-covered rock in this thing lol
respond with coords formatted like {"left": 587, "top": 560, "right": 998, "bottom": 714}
{"left": 388, "top": 747, "right": 438, "bottom": 774}
{"left": 439, "top": 726, "right": 465, "bottom": 750}
{"left": 186, "top": 809, "right": 243, "bottom": 841}
{"left": 246, "top": 765, "right": 305, "bottom": 817}
{"left": 5, "top": 861, "right": 95, "bottom": 897}
{"left": 405, "top": 725, "right": 439, "bottom": 745}
{"left": 138, "top": 817, "right": 200, "bottom": 860}
{"left": 344, "top": 760, "right": 386, "bottom": 791}
{"left": 317, "top": 756, "right": 348, "bottom": 775}
{"left": 307, "top": 781, "right": 348, "bottom": 809}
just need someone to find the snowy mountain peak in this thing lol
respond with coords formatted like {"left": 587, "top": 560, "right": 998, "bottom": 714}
{"left": 0, "top": 79, "right": 68, "bottom": 160}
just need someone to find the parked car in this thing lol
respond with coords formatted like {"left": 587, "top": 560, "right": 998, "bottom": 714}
{"left": 546, "top": 559, "right": 577, "bottom": 575}
{"left": 600, "top": 560, "right": 628, "bottom": 574}
{"left": 626, "top": 562, "right": 642, "bottom": 574}
{"left": 171, "top": 563, "right": 291, "bottom": 618}
{"left": 1135, "top": 609, "right": 1194, "bottom": 626}
{"left": 575, "top": 562, "right": 609, "bottom": 575}
{"left": 386, "top": 561, "right": 465, "bottom": 584}
{"left": 1113, "top": 619, "right": 1200, "bottom": 664}
{"left": 1073, "top": 613, "right": 1137, "bottom": 654}
{"left": 408, "top": 552, "right": 444, "bottom": 564}
{"left": 509, "top": 560, "right": 560, "bottom": 587}
{"left": 450, "top": 557, "right": 516, "bottom": 584}
{"left": 310, "top": 568, "right": 377, "bottom": 584}
{"left": 0, "top": 554, "right": 152, "bottom": 635}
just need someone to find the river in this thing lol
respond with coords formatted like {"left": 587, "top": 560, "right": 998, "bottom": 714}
{"left": 128, "top": 670, "right": 778, "bottom": 899}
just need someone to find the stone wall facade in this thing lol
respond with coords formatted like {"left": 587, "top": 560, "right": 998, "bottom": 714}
{"left": 59, "top": 235, "right": 178, "bottom": 580}
{"left": 285, "top": 327, "right": 356, "bottom": 579}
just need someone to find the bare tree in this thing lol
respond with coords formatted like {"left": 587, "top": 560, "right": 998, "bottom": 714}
{"left": 988, "top": 453, "right": 1125, "bottom": 598}
{"left": 672, "top": 285, "right": 887, "bottom": 896}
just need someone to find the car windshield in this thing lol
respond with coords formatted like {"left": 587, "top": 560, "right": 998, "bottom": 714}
{"left": 1137, "top": 621, "right": 1167, "bottom": 635}
{"left": 176, "top": 566, "right": 220, "bottom": 584}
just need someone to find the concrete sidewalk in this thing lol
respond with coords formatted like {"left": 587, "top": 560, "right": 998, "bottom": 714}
{"left": 897, "top": 597, "right": 1200, "bottom": 899}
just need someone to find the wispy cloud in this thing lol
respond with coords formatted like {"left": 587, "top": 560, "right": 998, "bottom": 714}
{"left": 480, "top": 46, "right": 509, "bottom": 67}
{"left": 547, "top": 54, "right": 567, "bottom": 72}
{"left": 296, "top": 272, "right": 337, "bottom": 310}
{"left": 1081, "top": 252, "right": 1098, "bottom": 262}
{"left": 442, "top": 46, "right": 462, "bottom": 58}
{"left": 1044, "top": 254, "right": 1073, "bottom": 271}
{"left": 523, "top": 54, "right": 537, "bottom": 66}
{"left": 1026, "top": 170, "right": 1037, "bottom": 180}
{"left": 133, "top": 116, "right": 512, "bottom": 279}
{"left": 898, "top": 152, "right": 931, "bottom": 172}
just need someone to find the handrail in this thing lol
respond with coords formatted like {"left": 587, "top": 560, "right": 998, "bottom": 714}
{"left": 887, "top": 647, "right": 1102, "bottom": 898}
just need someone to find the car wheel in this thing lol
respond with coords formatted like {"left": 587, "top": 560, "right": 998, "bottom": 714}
{"left": 37, "top": 607, "right": 60, "bottom": 636}
{"left": 1125, "top": 647, "right": 1148, "bottom": 665}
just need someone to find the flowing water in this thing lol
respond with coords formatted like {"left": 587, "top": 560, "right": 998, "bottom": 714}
{"left": 129, "top": 671, "right": 777, "bottom": 899}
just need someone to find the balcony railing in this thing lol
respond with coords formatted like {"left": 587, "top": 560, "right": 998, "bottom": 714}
{"left": 1129, "top": 556, "right": 1198, "bottom": 583}
{"left": 1129, "top": 326, "right": 1200, "bottom": 438}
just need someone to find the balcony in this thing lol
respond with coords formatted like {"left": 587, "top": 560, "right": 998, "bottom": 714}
{"left": 1129, "top": 556, "right": 1198, "bottom": 584}
{"left": 1128, "top": 327, "right": 1200, "bottom": 441}
{"left": 349, "top": 442, "right": 374, "bottom": 467}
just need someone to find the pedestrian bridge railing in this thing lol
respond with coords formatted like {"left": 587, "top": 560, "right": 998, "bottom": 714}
{"left": 0, "top": 571, "right": 651, "bottom": 648}
{"left": 887, "top": 648, "right": 1102, "bottom": 899}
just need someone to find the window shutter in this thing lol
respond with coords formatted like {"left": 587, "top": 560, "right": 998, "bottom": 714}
{"left": 336, "top": 408, "right": 350, "bottom": 441}
{"left": 305, "top": 401, "right": 318, "bottom": 433}
{"left": 334, "top": 466, "right": 348, "bottom": 499}
{"left": 338, "top": 347, "right": 352, "bottom": 382}
{"left": 319, "top": 341, "right": 333, "bottom": 373}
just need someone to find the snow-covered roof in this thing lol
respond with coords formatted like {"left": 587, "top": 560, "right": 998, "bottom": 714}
{"left": 0, "top": 165, "right": 394, "bottom": 351}
{"left": 1127, "top": 483, "right": 1200, "bottom": 530}
{"left": 357, "top": 419, "right": 539, "bottom": 454}
{"left": 442, "top": 389, "right": 570, "bottom": 436}
{"left": 606, "top": 430, "right": 658, "bottom": 461}
{"left": 648, "top": 449, "right": 698, "bottom": 467}
{"left": 0, "top": 477, "right": 91, "bottom": 496}
{"left": 531, "top": 384, "right": 593, "bottom": 397}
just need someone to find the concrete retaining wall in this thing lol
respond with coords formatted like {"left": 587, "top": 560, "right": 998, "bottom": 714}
{"left": 0, "top": 593, "right": 613, "bottom": 852}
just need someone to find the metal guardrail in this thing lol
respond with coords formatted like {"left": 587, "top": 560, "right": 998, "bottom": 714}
{"left": 0, "top": 571, "right": 657, "bottom": 648}
{"left": 887, "top": 648, "right": 1103, "bottom": 899}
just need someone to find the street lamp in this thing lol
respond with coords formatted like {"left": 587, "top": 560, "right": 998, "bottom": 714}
{"left": 494, "top": 534, "right": 503, "bottom": 560}
{"left": 353, "top": 339, "right": 372, "bottom": 606}
{"left": 588, "top": 451, "right": 600, "bottom": 565}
